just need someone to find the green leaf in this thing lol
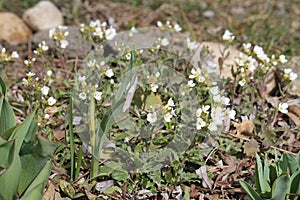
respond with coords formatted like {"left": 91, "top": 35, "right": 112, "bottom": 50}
{"left": 0, "top": 76, "right": 7, "bottom": 96}
{"left": 18, "top": 135, "right": 56, "bottom": 195}
{"left": 0, "top": 140, "right": 21, "bottom": 200}
{"left": 0, "top": 97, "right": 16, "bottom": 135}
{"left": 111, "top": 169, "right": 129, "bottom": 182}
{"left": 183, "top": 186, "right": 190, "bottom": 200}
{"left": 240, "top": 181, "right": 263, "bottom": 200}
{"left": 8, "top": 112, "right": 35, "bottom": 153}
{"left": 20, "top": 161, "right": 51, "bottom": 200}
{"left": 288, "top": 170, "right": 300, "bottom": 200}
{"left": 103, "top": 186, "right": 120, "bottom": 195}
{"left": 145, "top": 93, "right": 163, "bottom": 110}
{"left": 271, "top": 174, "right": 290, "bottom": 200}
{"left": 255, "top": 153, "right": 271, "bottom": 194}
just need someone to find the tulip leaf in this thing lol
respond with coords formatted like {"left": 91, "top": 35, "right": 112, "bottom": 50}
{"left": 271, "top": 174, "right": 290, "bottom": 200}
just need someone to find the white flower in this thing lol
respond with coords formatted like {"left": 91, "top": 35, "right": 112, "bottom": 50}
{"left": 187, "top": 80, "right": 196, "bottom": 88}
{"left": 242, "top": 43, "right": 251, "bottom": 51}
{"left": 284, "top": 68, "right": 292, "bottom": 74}
{"left": 11, "top": 51, "right": 19, "bottom": 58}
{"left": 1, "top": 48, "right": 6, "bottom": 53}
{"left": 49, "top": 28, "right": 55, "bottom": 38}
{"left": 147, "top": 112, "right": 157, "bottom": 124}
{"left": 79, "top": 92, "right": 87, "bottom": 100}
{"left": 161, "top": 38, "right": 169, "bottom": 46}
{"left": 89, "top": 20, "right": 100, "bottom": 27}
{"left": 210, "top": 86, "right": 219, "bottom": 95}
{"left": 105, "top": 68, "right": 114, "bottom": 78}
{"left": 47, "top": 97, "right": 56, "bottom": 106}
{"left": 186, "top": 38, "right": 198, "bottom": 50}
{"left": 228, "top": 109, "right": 236, "bottom": 120}
{"left": 174, "top": 23, "right": 182, "bottom": 32}
{"left": 22, "top": 78, "right": 28, "bottom": 85}
{"left": 46, "top": 70, "right": 52, "bottom": 76}
{"left": 41, "top": 86, "right": 50, "bottom": 96}
{"left": 40, "top": 41, "right": 49, "bottom": 51}
{"left": 94, "top": 91, "right": 102, "bottom": 101}
{"left": 78, "top": 75, "right": 87, "bottom": 82}
{"left": 58, "top": 26, "right": 68, "bottom": 31}
{"left": 110, "top": 79, "right": 115, "bottom": 84}
{"left": 278, "top": 102, "right": 288, "bottom": 114}
{"left": 44, "top": 114, "right": 50, "bottom": 119}
{"left": 150, "top": 83, "right": 158, "bottom": 93}
{"left": 196, "top": 117, "right": 206, "bottom": 130}
{"left": 279, "top": 55, "right": 287, "bottom": 64}
{"left": 167, "top": 98, "right": 175, "bottom": 107}
{"left": 157, "top": 21, "right": 163, "bottom": 27}
{"left": 164, "top": 112, "right": 173, "bottom": 122}
{"left": 60, "top": 40, "right": 69, "bottom": 49}
{"left": 221, "top": 96, "right": 230, "bottom": 105}
{"left": 26, "top": 72, "right": 35, "bottom": 77}
{"left": 253, "top": 45, "right": 269, "bottom": 62}
{"left": 196, "top": 105, "right": 210, "bottom": 118}
{"left": 222, "top": 30, "right": 235, "bottom": 41}
{"left": 208, "top": 122, "right": 218, "bottom": 131}
{"left": 106, "top": 26, "right": 117, "bottom": 40}
{"left": 94, "top": 27, "right": 103, "bottom": 38}
{"left": 189, "top": 68, "right": 205, "bottom": 83}
{"left": 155, "top": 72, "right": 160, "bottom": 77}
{"left": 213, "top": 94, "right": 222, "bottom": 103}
{"left": 125, "top": 53, "right": 131, "bottom": 60}
{"left": 239, "top": 79, "right": 246, "bottom": 86}
{"left": 289, "top": 72, "right": 298, "bottom": 81}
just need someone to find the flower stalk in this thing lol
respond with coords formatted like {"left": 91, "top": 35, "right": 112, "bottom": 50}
{"left": 89, "top": 96, "right": 98, "bottom": 180}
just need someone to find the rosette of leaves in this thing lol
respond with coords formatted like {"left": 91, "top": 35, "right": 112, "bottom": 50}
{"left": 240, "top": 152, "right": 300, "bottom": 200}
{"left": 0, "top": 77, "right": 56, "bottom": 200}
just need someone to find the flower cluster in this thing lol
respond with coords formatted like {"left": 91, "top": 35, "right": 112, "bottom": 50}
{"left": 146, "top": 98, "right": 177, "bottom": 124}
{"left": 157, "top": 20, "right": 182, "bottom": 32}
{"left": 147, "top": 72, "right": 160, "bottom": 93}
{"left": 49, "top": 26, "right": 69, "bottom": 49}
{"left": 0, "top": 47, "right": 19, "bottom": 64}
{"left": 283, "top": 68, "right": 298, "bottom": 81}
{"left": 188, "top": 67, "right": 205, "bottom": 88}
{"left": 80, "top": 20, "right": 117, "bottom": 41}
{"left": 33, "top": 41, "right": 49, "bottom": 55}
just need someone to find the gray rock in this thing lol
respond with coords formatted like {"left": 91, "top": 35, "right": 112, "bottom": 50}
{"left": 32, "top": 26, "right": 92, "bottom": 58}
{"left": 23, "top": 1, "right": 63, "bottom": 31}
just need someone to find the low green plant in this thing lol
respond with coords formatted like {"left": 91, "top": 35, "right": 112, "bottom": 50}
{"left": 0, "top": 77, "right": 56, "bottom": 200}
{"left": 240, "top": 152, "right": 300, "bottom": 200}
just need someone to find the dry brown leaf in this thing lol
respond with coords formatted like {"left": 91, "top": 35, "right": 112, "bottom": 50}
{"left": 243, "top": 139, "right": 260, "bottom": 156}
{"left": 44, "top": 106, "right": 59, "bottom": 116}
{"left": 42, "top": 181, "right": 57, "bottom": 200}
{"left": 54, "top": 130, "right": 65, "bottom": 140}
{"left": 237, "top": 120, "right": 255, "bottom": 137}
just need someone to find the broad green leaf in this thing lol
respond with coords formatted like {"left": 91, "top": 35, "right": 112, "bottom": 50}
{"left": 145, "top": 93, "right": 163, "bottom": 110}
{"left": 111, "top": 169, "right": 129, "bottom": 181}
{"left": 8, "top": 112, "right": 35, "bottom": 153}
{"left": 103, "top": 186, "right": 120, "bottom": 195}
{"left": 284, "top": 153, "right": 299, "bottom": 174}
{"left": 0, "top": 97, "right": 16, "bottom": 135}
{"left": 0, "top": 76, "right": 7, "bottom": 96}
{"left": 240, "top": 181, "right": 263, "bottom": 200}
{"left": 288, "top": 171, "right": 300, "bottom": 200}
{"left": 183, "top": 186, "right": 190, "bottom": 200}
{"left": 0, "top": 140, "right": 21, "bottom": 200}
{"left": 18, "top": 135, "right": 56, "bottom": 195}
{"left": 271, "top": 174, "right": 290, "bottom": 200}
{"left": 0, "top": 140, "right": 14, "bottom": 168}
{"left": 20, "top": 161, "right": 51, "bottom": 200}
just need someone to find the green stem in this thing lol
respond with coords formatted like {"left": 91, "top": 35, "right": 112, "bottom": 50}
{"left": 89, "top": 97, "right": 98, "bottom": 180}
{"left": 69, "top": 94, "right": 75, "bottom": 180}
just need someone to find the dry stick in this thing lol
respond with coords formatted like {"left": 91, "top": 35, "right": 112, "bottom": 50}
{"left": 224, "top": 131, "right": 297, "bottom": 156}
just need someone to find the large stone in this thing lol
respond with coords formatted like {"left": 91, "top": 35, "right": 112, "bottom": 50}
{"left": 23, "top": 1, "right": 63, "bottom": 31}
{"left": 32, "top": 26, "right": 92, "bottom": 58}
{"left": 0, "top": 12, "right": 32, "bottom": 44}
{"left": 191, "top": 41, "right": 240, "bottom": 79}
